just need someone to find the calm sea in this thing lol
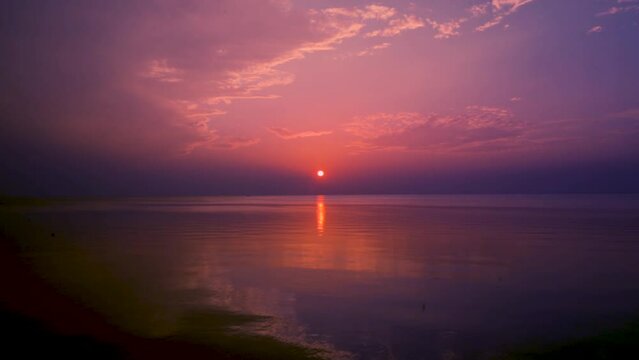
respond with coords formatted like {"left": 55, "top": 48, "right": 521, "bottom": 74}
{"left": 25, "top": 195, "right": 639, "bottom": 359}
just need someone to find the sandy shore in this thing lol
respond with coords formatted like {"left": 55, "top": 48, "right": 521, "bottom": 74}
{"left": 0, "top": 232, "right": 247, "bottom": 359}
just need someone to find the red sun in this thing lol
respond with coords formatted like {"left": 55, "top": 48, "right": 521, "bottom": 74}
{"left": 316, "top": 170, "right": 325, "bottom": 177}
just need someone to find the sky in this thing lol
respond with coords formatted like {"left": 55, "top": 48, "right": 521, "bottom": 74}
{"left": 1, "top": 0, "right": 639, "bottom": 196}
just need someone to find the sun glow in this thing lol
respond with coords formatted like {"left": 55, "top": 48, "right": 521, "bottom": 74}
{"left": 317, "top": 170, "right": 325, "bottom": 177}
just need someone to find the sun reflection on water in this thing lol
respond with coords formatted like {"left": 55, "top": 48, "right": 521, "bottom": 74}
{"left": 316, "top": 195, "right": 325, "bottom": 235}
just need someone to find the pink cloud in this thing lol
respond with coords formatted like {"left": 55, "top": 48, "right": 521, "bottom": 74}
{"left": 142, "top": 59, "right": 183, "bottom": 82}
{"left": 365, "top": 14, "right": 425, "bottom": 37}
{"left": 587, "top": 25, "right": 604, "bottom": 34}
{"left": 426, "top": 18, "right": 466, "bottom": 39}
{"left": 344, "top": 107, "right": 522, "bottom": 152}
{"left": 598, "top": 6, "right": 623, "bottom": 16}
{"left": 322, "top": 4, "right": 397, "bottom": 20}
{"left": 468, "top": 4, "right": 490, "bottom": 17}
{"left": 215, "top": 136, "right": 262, "bottom": 149}
{"left": 492, "top": 0, "right": 535, "bottom": 12}
{"left": 202, "top": 3, "right": 423, "bottom": 111}
{"left": 3, "top": 0, "right": 323, "bottom": 157}
{"left": 268, "top": 127, "right": 333, "bottom": 139}
{"left": 597, "top": 4, "right": 639, "bottom": 16}
{"left": 344, "top": 112, "right": 425, "bottom": 139}
{"left": 372, "top": 42, "right": 391, "bottom": 50}
{"left": 160, "top": 3, "right": 423, "bottom": 152}
{"left": 357, "top": 42, "right": 391, "bottom": 56}
{"left": 186, "top": 109, "right": 227, "bottom": 119}
{"left": 127, "top": 2, "right": 403, "bottom": 153}
{"left": 182, "top": 130, "right": 261, "bottom": 154}
{"left": 345, "top": 105, "right": 639, "bottom": 156}
{"left": 425, "top": 0, "right": 535, "bottom": 39}
{"left": 215, "top": 8, "right": 370, "bottom": 101}
{"left": 476, "top": 0, "right": 536, "bottom": 32}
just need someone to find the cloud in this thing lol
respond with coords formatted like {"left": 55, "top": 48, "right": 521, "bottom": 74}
{"left": 215, "top": 136, "right": 261, "bottom": 149}
{"left": 424, "top": 0, "right": 535, "bottom": 39}
{"left": 166, "top": 3, "right": 424, "bottom": 152}
{"left": 597, "top": 6, "right": 624, "bottom": 16}
{"left": 372, "top": 42, "right": 392, "bottom": 50}
{"left": 476, "top": 0, "right": 536, "bottom": 32}
{"left": 344, "top": 107, "right": 523, "bottom": 152}
{"left": 426, "top": 18, "right": 466, "bottom": 39}
{"left": 224, "top": 3, "right": 420, "bottom": 98}
{"left": 183, "top": 133, "right": 261, "bottom": 154}
{"left": 344, "top": 105, "right": 639, "bottom": 155}
{"left": 365, "top": 14, "right": 425, "bottom": 37}
{"left": 1, "top": 0, "right": 327, "bottom": 157}
{"left": 0, "top": 1, "right": 432, "bottom": 157}
{"left": 357, "top": 42, "right": 391, "bottom": 56}
{"left": 268, "top": 127, "right": 333, "bottom": 139}
{"left": 186, "top": 109, "right": 227, "bottom": 118}
{"left": 207, "top": 95, "right": 281, "bottom": 105}
{"left": 215, "top": 9, "right": 368, "bottom": 102}
{"left": 322, "top": 4, "right": 397, "bottom": 20}
{"left": 344, "top": 112, "right": 425, "bottom": 138}
{"left": 142, "top": 59, "right": 183, "bottom": 82}
{"left": 597, "top": 4, "right": 639, "bottom": 16}
{"left": 587, "top": 25, "right": 604, "bottom": 34}
{"left": 492, "top": 0, "right": 535, "bottom": 11}
{"left": 468, "top": 4, "right": 490, "bottom": 17}
{"left": 201, "top": 3, "right": 424, "bottom": 124}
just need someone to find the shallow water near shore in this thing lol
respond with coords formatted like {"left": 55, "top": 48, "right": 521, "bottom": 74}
{"left": 13, "top": 195, "right": 639, "bottom": 359}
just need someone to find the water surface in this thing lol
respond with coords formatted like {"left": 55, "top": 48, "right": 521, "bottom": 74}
{"left": 26, "top": 195, "right": 639, "bottom": 359}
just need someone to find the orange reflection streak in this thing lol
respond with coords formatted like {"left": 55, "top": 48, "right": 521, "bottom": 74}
{"left": 316, "top": 195, "right": 325, "bottom": 235}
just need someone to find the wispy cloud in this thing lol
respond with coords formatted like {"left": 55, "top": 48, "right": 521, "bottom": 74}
{"left": 365, "top": 14, "right": 425, "bottom": 37}
{"left": 426, "top": 18, "right": 466, "bottom": 39}
{"left": 345, "top": 104, "right": 639, "bottom": 155}
{"left": 344, "top": 106, "right": 522, "bottom": 152}
{"left": 186, "top": 109, "right": 227, "bottom": 118}
{"left": 587, "top": 25, "right": 604, "bottom": 34}
{"left": 597, "top": 3, "right": 639, "bottom": 16}
{"left": 142, "top": 59, "right": 183, "bottom": 82}
{"left": 223, "top": 3, "right": 422, "bottom": 100}
{"left": 476, "top": 0, "right": 536, "bottom": 32}
{"left": 182, "top": 130, "right": 261, "bottom": 154}
{"left": 322, "top": 4, "right": 397, "bottom": 20}
{"left": 126, "top": 2, "right": 427, "bottom": 153}
{"left": 344, "top": 112, "right": 425, "bottom": 139}
{"left": 215, "top": 136, "right": 261, "bottom": 149}
{"left": 357, "top": 42, "right": 391, "bottom": 56}
{"left": 268, "top": 127, "right": 333, "bottom": 140}
{"left": 199, "top": 3, "right": 424, "bottom": 120}
{"left": 216, "top": 11, "right": 366, "bottom": 101}
{"left": 207, "top": 95, "right": 281, "bottom": 105}
{"left": 423, "top": 0, "right": 536, "bottom": 39}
